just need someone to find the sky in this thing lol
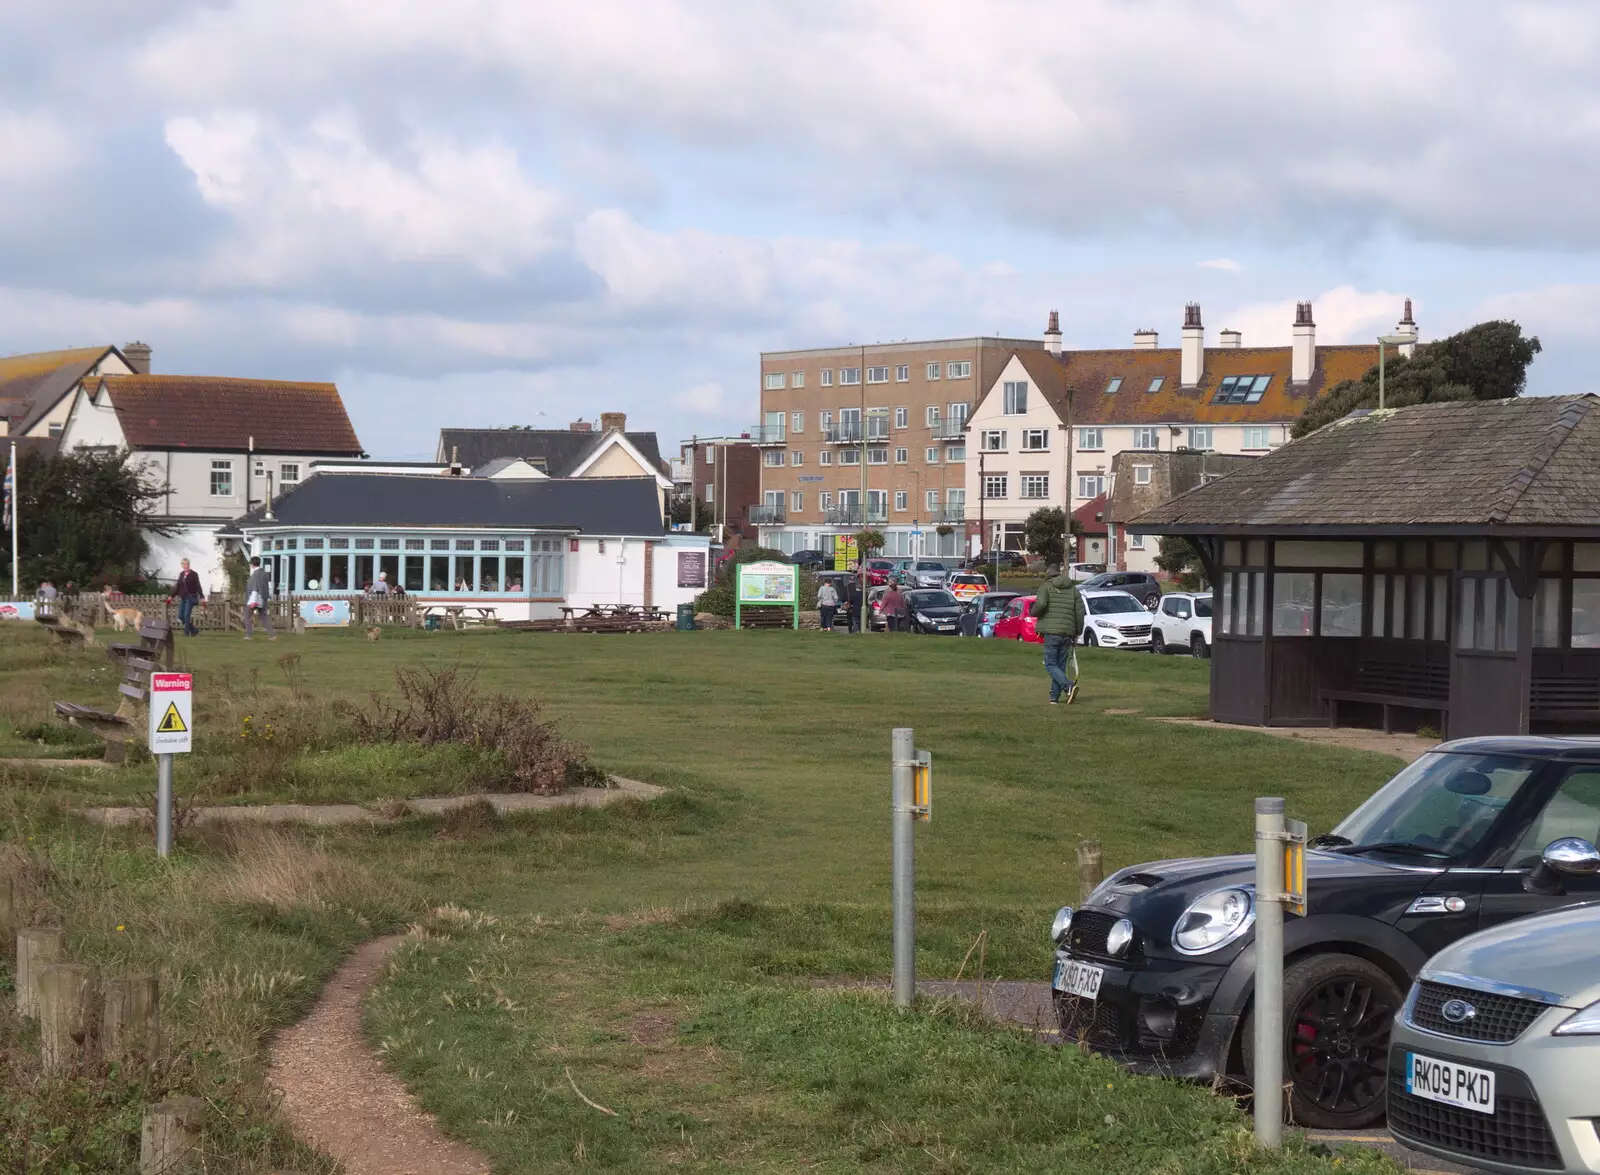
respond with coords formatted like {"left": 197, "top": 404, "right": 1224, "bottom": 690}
{"left": 3, "top": 1, "right": 1598, "bottom": 460}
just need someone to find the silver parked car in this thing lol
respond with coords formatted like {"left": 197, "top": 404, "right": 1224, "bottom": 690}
{"left": 1389, "top": 864, "right": 1600, "bottom": 1174}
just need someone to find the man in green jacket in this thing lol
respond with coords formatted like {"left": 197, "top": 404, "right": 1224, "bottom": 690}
{"left": 1030, "top": 570, "right": 1086, "bottom": 704}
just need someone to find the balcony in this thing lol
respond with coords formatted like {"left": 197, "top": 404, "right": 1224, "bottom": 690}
{"left": 928, "top": 412, "right": 970, "bottom": 441}
{"left": 930, "top": 505, "right": 966, "bottom": 523}
{"left": 749, "top": 504, "right": 787, "bottom": 525}
{"left": 748, "top": 424, "right": 787, "bottom": 446}
{"left": 822, "top": 421, "right": 862, "bottom": 444}
{"left": 822, "top": 505, "right": 888, "bottom": 526}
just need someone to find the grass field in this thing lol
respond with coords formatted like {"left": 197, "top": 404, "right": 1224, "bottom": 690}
{"left": 0, "top": 623, "right": 1407, "bottom": 1172}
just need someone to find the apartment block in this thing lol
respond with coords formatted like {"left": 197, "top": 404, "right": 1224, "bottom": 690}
{"left": 967, "top": 301, "right": 1411, "bottom": 570}
{"left": 671, "top": 435, "right": 761, "bottom": 545}
{"left": 754, "top": 336, "right": 1043, "bottom": 557}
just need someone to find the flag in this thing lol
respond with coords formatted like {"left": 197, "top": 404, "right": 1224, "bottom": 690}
{"left": 2, "top": 444, "right": 13, "bottom": 532}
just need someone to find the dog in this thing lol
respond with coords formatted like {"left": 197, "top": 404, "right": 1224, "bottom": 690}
{"left": 366, "top": 626, "right": 382, "bottom": 642}
{"left": 103, "top": 600, "right": 144, "bottom": 632}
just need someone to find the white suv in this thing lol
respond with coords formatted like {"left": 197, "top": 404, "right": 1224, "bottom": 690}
{"left": 1152, "top": 591, "right": 1212, "bottom": 658}
{"left": 1079, "top": 590, "right": 1154, "bottom": 649}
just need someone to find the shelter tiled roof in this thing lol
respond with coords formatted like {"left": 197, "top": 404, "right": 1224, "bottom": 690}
{"left": 1132, "top": 395, "right": 1600, "bottom": 533}
{"left": 99, "top": 375, "right": 363, "bottom": 455}
{"left": 438, "top": 427, "right": 670, "bottom": 478}
{"left": 0, "top": 345, "right": 118, "bottom": 434}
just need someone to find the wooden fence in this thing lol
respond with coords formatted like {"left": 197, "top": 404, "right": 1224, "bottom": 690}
{"left": 4, "top": 593, "right": 419, "bottom": 632}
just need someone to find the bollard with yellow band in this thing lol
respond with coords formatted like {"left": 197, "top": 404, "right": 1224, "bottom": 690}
{"left": 1282, "top": 818, "right": 1308, "bottom": 918}
{"left": 912, "top": 749, "right": 932, "bottom": 822}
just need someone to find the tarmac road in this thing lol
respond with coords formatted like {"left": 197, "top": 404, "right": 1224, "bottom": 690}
{"left": 916, "top": 979, "right": 1493, "bottom": 1175}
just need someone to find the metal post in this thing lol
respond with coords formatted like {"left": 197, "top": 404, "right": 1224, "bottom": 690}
{"left": 891, "top": 726, "right": 916, "bottom": 1009}
{"left": 1378, "top": 339, "right": 1386, "bottom": 411}
{"left": 156, "top": 754, "right": 173, "bottom": 858}
{"left": 1253, "top": 796, "right": 1285, "bottom": 1147}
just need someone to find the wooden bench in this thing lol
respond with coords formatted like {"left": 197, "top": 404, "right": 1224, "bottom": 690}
{"left": 1320, "top": 688, "right": 1449, "bottom": 734}
{"left": 1321, "top": 657, "right": 1450, "bottom": 734}
{"left": 34, "top": 603, "right": 96, "bottom": 646}
{"left": 53, "top": 620, "right": 174, "bottom": 763}
{"left": 737, "top": 609, "right": 795, "bottom": 630}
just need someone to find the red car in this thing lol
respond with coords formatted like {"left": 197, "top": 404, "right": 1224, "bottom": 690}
{"left": 992, "top": 594, "right": 1041, "bottom": 643}
{"left": 864, "top": 558, "right": 896, "bottom": 586}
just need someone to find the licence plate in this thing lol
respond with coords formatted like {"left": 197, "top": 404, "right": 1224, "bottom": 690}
{"left": 1405, "top": 1051, "right": 1496, "bottom": 1115}
{"left": 1052, "top": 958, "right": 1104, "bottom": 999}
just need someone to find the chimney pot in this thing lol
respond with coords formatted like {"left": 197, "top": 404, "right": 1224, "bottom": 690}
{"left": 1183, "top": 302, "right": 1203, "bottom": 330}
{"left": 1396, "top": 297, "right": 1418, "bottom": 357}
{"left": 123, "top": 341, "right": 151, "bottom": 375}
{"left": 1043, "top": 309, "right": 1062, "bottom": 356}
{"left": 1132, "top": 329, "right": 1159, "bottom": 350}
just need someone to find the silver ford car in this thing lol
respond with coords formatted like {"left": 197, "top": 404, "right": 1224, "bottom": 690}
{"left": 1388, "top": 885, "right": 1600, "bottom": 1174}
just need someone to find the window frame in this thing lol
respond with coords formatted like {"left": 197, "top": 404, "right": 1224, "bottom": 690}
{"left": 926, "top": 362, "right": 941, "bottom": 381}
{"left": 209, "top": 459, "right": 234, "bottom": 497}
{"left": 1002, "top": 380, "right": 1028, "bottom": 415}
{"left": 764, "top": 372, "right": 785, "bottom": 390}
{"left": 1132, "top": 465, "right": 1153, "bottom": 486}
{"left": 1020, "top": 473, "right": 1050, "bottom": 500}
{"left": 1020, "top": 428, "right": 1050, "bottom": 451}
{"left": 946, "top": 360, "right": 972, "bottom": 379}
{"left": 981, "top": 474, "right": 1008, "bottom": 500}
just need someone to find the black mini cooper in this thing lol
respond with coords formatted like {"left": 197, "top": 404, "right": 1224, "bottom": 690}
{"left": 1049, "top": 736, "right": 1600, "bottom": 1128}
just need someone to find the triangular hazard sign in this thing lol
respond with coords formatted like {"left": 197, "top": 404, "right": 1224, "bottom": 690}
{"left": 156, "top": 702, "right": 187, "bottom": 734}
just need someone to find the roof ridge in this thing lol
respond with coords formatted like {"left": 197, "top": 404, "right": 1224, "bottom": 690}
{"left": 1485, "top": 396, "right": 1597, "bottom": 524}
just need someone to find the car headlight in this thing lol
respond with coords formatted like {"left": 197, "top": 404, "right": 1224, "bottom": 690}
{"left": 1093, "top": 618, "right": 1116, "bottom": 628}
{"left": 1105, "top": 918, "right": 1134, "bottom": 957}
{"left": 1050, "top": 905, "right": 1073, "bottom": 944}
{"left": 916, "top": 612, "right": 930, "bottom": 622}
{"left": 1553, "top": 1000, "right": 1600, "bottom": 1036}
{"left": 1171, "top": 887, "right": 1255, "bottom": 955}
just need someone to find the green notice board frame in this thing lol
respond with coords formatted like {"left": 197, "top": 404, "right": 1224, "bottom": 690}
{"left": 735, "top": 560, "right": 800, "bottom": 629}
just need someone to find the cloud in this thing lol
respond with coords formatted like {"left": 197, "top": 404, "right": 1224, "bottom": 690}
{"left": 0, "top": 112, "right": 80, "bottom": 184}
{"left": 1198, "top": 258, "right": 1241, "bottom": 273}
{"left": 1216, "top": 286, "right": 1406, "bottom": 348}
{"left": 673, "top": 381, "right": 726, "bottom": 415}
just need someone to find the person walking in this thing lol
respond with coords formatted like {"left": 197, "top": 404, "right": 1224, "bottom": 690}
{"left": 845, "top": 576, "right": 863, "bottom": 633}
{"left": 881, "top": 582, "right": 907, "bottom": 633}
{"left": 1030, "top": 568, "right": 1086, "bottom": 704}
{"left": 816, "top": 579, "right": 839, "bottom": 630}
{"left": 170, "top": 558, "right": 204, "bottom": 636}
{"left": 243, "top": 556, "right": 276, "bottom": 641}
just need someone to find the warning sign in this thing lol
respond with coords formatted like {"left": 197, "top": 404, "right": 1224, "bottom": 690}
{"left": 148, "top": 672, "right": 193, "bottom": 754}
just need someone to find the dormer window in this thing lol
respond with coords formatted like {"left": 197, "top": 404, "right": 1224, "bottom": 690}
{"left": 1212, "top": 374, "right": 1273, "bottom": 404}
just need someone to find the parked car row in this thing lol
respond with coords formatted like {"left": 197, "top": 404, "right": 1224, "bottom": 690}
{"left": 1049, "top": 735, "right": 1600, "bottom": 1172}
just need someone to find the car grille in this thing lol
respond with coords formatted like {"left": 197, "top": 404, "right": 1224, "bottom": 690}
{"left": 1409, "top": 980, "right": 1551, "bottom": 1043}
{"left": 1055, "top": 993, "right": 1205, "bottom": 1062}
{"left": 1388, "top": 1063, "right": 1561, "bottom": 1169}
{"left": 1066, "top": 910, "right": 1146, "bottom": 966}
{"left": 1117, "top": 625, "right": 1152, "bottom": 638}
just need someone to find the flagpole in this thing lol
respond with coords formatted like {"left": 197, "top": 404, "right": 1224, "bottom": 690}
{"left": 8, "top": 442, "right": 17, "bottom": 599}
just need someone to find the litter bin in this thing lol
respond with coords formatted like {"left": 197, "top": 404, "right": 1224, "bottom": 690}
{"left": 675, "top": 603, "right": 696, "bottom": 631}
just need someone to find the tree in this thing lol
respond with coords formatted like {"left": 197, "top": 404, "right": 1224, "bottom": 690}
{"left": 854, "top": 529, "right": 885, "bottom": 558}
{"left": 1293, "top": 320, "right": 1542, "bottom": 438}
{"left": 667, "top": 494, "right": 712, "bottom": 531}
{"left": 1154, "top": 536, "right": 1208, "bottom": 589}
{"left": 1023, "top": 507, "right": 1067, "bottom": 568}
{"left": 3, "top": 447, "right": 171, "bottom": 590}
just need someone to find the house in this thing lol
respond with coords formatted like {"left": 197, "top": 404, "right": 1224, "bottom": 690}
{"left": 672, "top": 435, "right": 761, "bottom": 545}
{"left": 436, "top": 414, "right": 673, "bottom": 515}
{"left": 753, "top": 334, "right": 1044, "bottom": 558}
{"left": 1072, "top": 494, "right": 1109, "bottom": 565}
{"left": 233, "top": 471, "right": 711, "bottom": 619}
{"left": 56, "top": 374, "right": 365, "bottom": 587}
{"left": 1104, "top": 451, "right": 1256, "bottom": 570}
{"left": 966, "top": 302, "right": 1398, "bottom": 568}
{"left": 1129, "top": 395, "right": 1600, "bottom": 738}
{"left": 0, "top": 342, "right": 147, "bottom": 439}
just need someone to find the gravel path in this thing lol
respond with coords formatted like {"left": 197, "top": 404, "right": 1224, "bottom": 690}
{"left": 267, "top": 935, "right": 491, "bottom": 1175}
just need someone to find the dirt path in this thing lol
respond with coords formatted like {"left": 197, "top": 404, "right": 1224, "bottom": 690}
{"left": 1148, "top": 717, "right": 1434, "bottom": 763}
{"left": 268, "top": 935, "right": 491, "bottom": 1175}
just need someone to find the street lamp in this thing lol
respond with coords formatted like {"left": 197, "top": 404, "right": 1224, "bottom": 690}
{"left": 1376, "top": 333, "right": 1415, "bottom": 411}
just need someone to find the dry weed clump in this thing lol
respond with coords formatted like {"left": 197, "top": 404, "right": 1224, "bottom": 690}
{"left": 338, "top": 663, "right": 605, "bottom": 793}
{"left": 197, "top": 825, "right": 370, "bottom": 911}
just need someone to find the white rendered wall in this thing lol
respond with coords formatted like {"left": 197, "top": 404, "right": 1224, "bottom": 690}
{"left": 964, "top": 353, "right": 1073, "bottom": 537}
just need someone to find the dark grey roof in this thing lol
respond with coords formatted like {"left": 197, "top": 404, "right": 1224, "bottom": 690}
{"left": 437, "top": 427, "right": 669, "bottom": 477}
{"left": 0, "top": 345, "right": 119, "bottom": 435}
{"left": 1132, "top": 395, "right": 1600, "bottom": 534}
{"left": 235, "top": 472, "right": 665, "bottom": 535}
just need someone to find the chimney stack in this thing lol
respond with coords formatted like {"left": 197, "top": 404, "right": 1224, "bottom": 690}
{"left": 1218, "top": 329, "right": 1242, "bottom": 349}
{"left": 1132, "top": 329, "right": 1159, "bottom": 350}
{"left": 123, "top": 341, "right": 151, "bottom": 375}
{"left": 1180, "top": 303, "right": 1204, "bottom": 387}
{"left": 569, "top": 419, "right": 593, "bottom": 432}
{"left": 1291, "top": 301, "right": 1315, "bottom": 384}
{"left": 600, "top": 411, "right": 627, "bottom": 435}
{"left": 1043, "top": 310, "right": 1062, "bottom": 356}
{"left": 1396, "top": 298, "right": 1418, "bottom": 358}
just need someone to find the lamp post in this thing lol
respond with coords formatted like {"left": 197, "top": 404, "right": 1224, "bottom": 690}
{"left": 1376, "top": 333, "right": 1414, "bottom": 411}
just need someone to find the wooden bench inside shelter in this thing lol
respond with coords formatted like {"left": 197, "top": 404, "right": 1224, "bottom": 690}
{"left": 1320, "top": 658, "right": 1449, "bottom": 736}
{"left": 53, "top": 619, "right": 175, "bottom": 764}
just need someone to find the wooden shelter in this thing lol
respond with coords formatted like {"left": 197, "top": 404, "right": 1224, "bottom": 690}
{"left": 1130, "top": 395, "right": 1600, "bottom": 737}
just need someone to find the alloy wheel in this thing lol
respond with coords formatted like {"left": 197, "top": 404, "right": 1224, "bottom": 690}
{"left": 1287, "top": 975, "right": 1395, "bottom": 1120}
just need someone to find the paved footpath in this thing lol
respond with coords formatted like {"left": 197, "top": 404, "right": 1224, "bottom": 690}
{"left": 915, "top": 979, "right": 1489, "bottom": 1175}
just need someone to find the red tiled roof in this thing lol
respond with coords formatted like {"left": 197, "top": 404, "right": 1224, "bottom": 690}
{"left": 1072, "top": 492, "right": 1109, "bottom": 536}
{"left": 98, "top": 375, "right": 364, "bottom": 454}
{"left": 1016, "top": 344, "right": 1379, "bottom": 426}
{"left": 0, "top": 345, "right": 117, "bottom": 432}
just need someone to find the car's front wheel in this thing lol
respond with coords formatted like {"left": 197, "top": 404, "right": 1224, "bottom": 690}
{"left": 1242, "top": 952, "right": 1402, "bottom": 1129}
{"left": 1082, "top": 630, "right": 1098, "bottom": 647}
{"left": 1151, "top": 631, "right": 1167, "bottom": 655}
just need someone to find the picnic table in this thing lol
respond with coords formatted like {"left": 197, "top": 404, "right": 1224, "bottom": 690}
{"left": 559, "top": 603, "right": 668, "bottom": 623}
{"left": 421, "top": 604, "right": 498, "bottom": 630}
